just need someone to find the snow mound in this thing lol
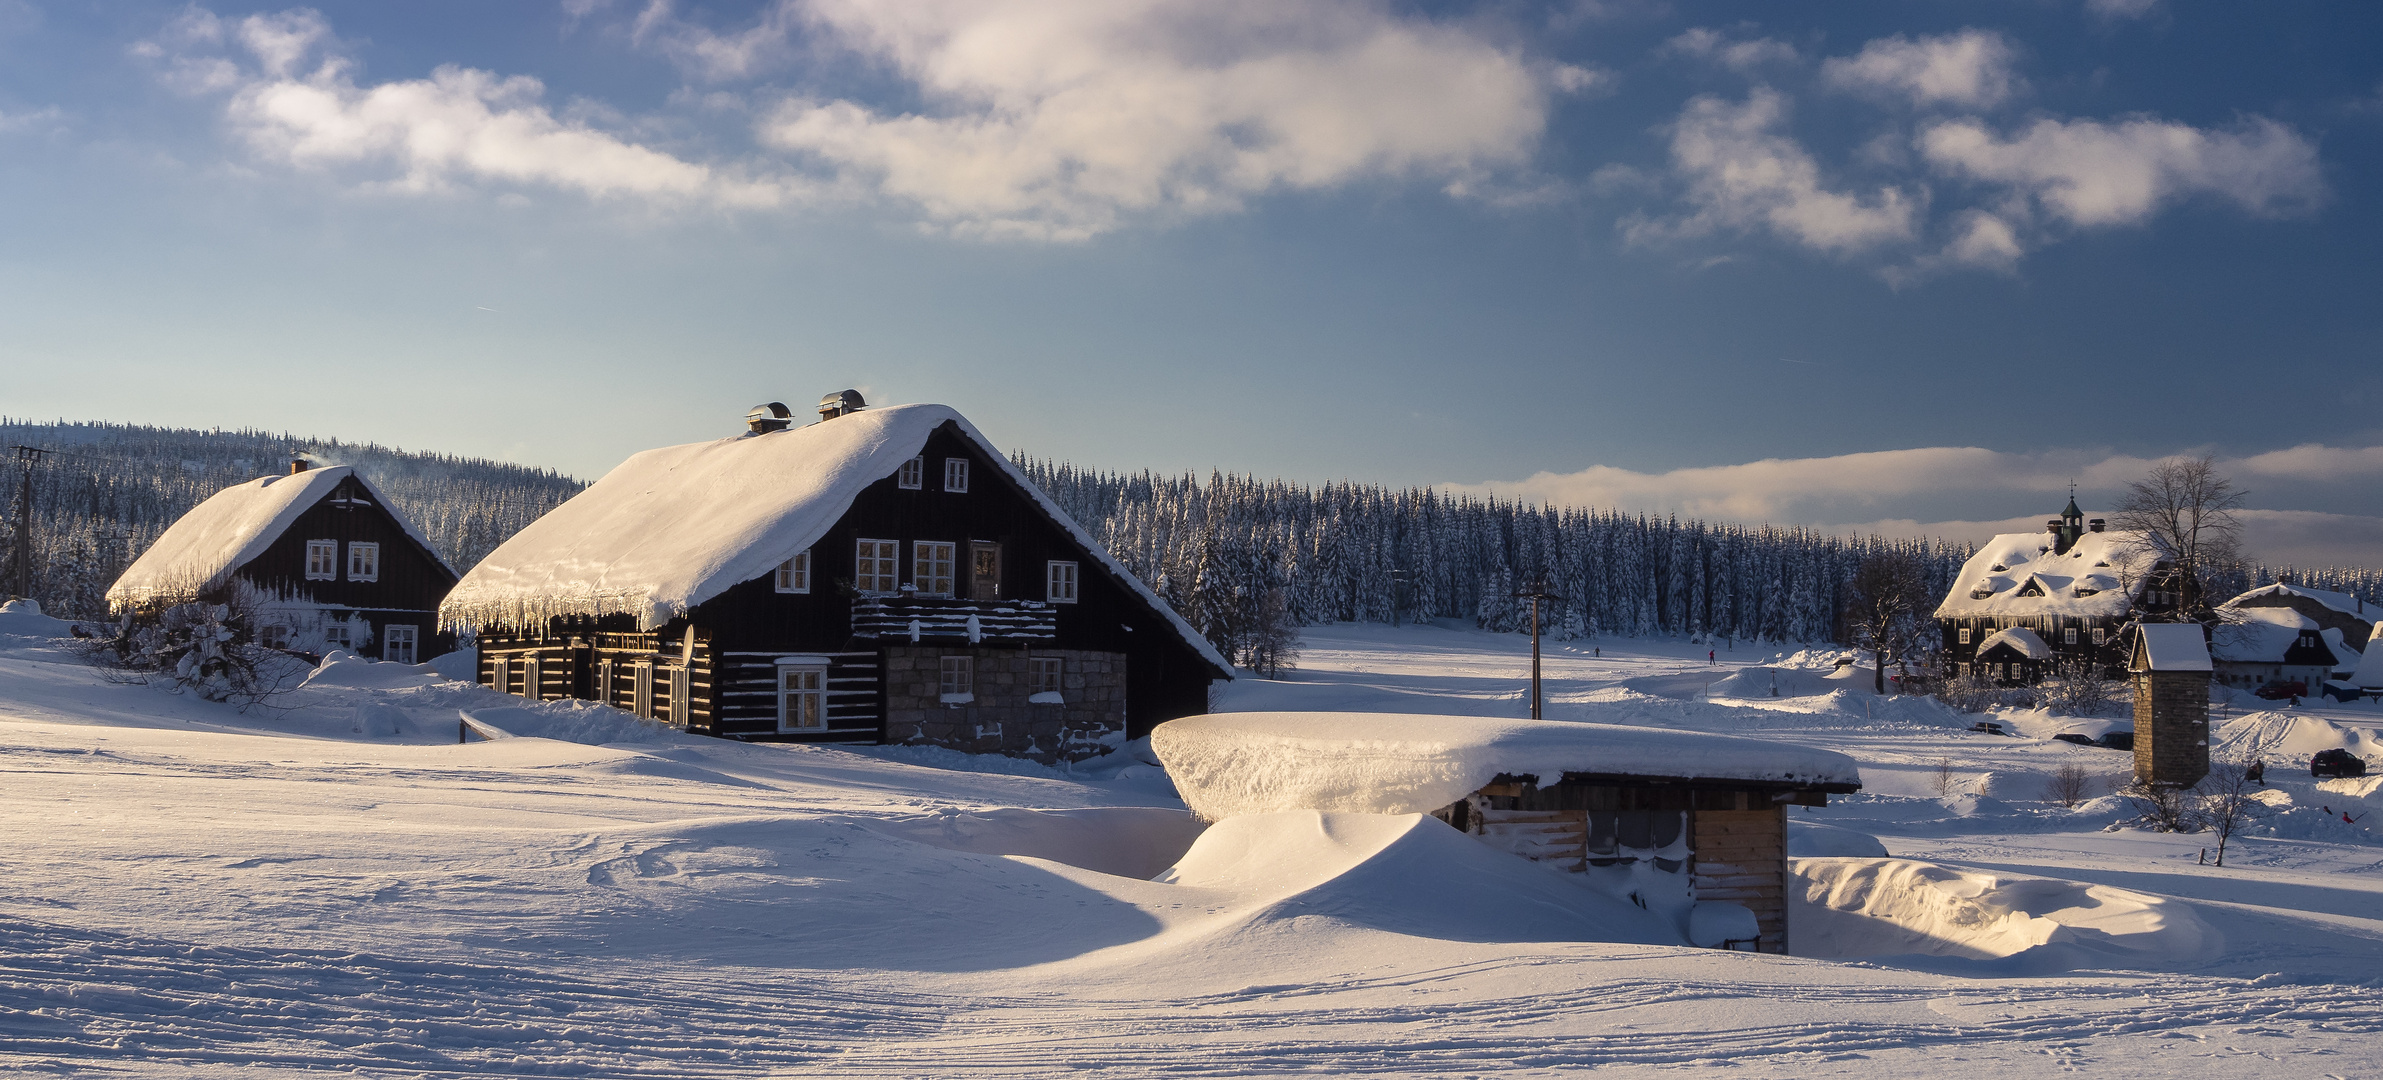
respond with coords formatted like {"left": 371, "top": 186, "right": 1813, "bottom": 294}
{"left": 425, "top": 648, "right": 476, "bottom": 681}
{"left": 299, "top": 652, "right": 444, "bottom": 691}
{"left": 1153, "top": 711, "right": 1860, "bottom": 821}
{"left": 2214, "top": 712, "right": 2383, "bottom": 761}
{"left": 867, "top": 807, "right": 1210, "bottom": 880}
{"left": 1787, "top": 821, "right": 1889, "bottom": 857}
{"left": 1158, "top": 810, "right": 1681, "bottom": 945}
{"left": 459, "top": 702, "right": 679, "bottom": 746}
{"left": 1704, "top": 666, "right": 1851, "bottom": 699}
{"left": 1794, "top": 858, "right": 2220, "bottom": 973}
{"left": 0, "top": 598, "right": 76, "bottom": 638}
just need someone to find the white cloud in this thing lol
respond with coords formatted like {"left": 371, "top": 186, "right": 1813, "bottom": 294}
{"left": 0, "top": 104, "right": 64, "bottom": 134}
{"left": 1454, "top": 442, "right": 2383, "bottom": 566}
{"left": 750, "top": 0, "right": 1552, "bottom": 240}
{"left": 1628, "top": 88, "right": 1917, "bottom": 255}
{"left": 1920, "top": 114, "right": 2324, "bottom": 228}
{"left": 1663, "top": 27, "right": 1798, "bottom": 74}
{"left": 146, "top": 7, "right": 797, "bottom": 208}
{"left": 1822, "top": 29, "right": 2022, "bottom": 109}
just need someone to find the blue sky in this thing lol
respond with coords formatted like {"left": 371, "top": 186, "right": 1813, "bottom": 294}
{"left": 4, "top": 1, "right": 2382, "bottom": 563}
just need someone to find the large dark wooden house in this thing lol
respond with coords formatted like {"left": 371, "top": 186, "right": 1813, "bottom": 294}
{"left": 1934, "top": 500, "right": 2177, "bottom": 682}
{"left": 107, "top": 461, "right": 459, "bottom": 663}
{"left": 439, "top": 395, "right": 1231, "bottom": 760}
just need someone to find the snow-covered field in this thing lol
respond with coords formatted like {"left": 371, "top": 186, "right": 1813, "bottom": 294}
{"left": 4, "top": 613, "right": 2381, "bottom": 1077}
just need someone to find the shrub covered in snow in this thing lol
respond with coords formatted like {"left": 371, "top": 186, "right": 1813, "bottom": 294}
{"left": 85, "top": 583, "right": 299, "bottom": 709}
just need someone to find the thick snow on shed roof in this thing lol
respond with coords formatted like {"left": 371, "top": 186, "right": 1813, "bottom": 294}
{"left": 2132, "top": 624, "right": 2211, "bottom": 672}
{"left": 438, "top": 404, "right": 1229, "bottom": 671}
{"left": 1975, "top": 626, "right": 2050, "bottom": 661}
{"left": 1151, "top": 711, "right": 1861, "bottom": 822}
{"left": 1934, "top": 525, "right": 2162, "bottom": 620}
{"left": 106, "top": 467, "right": 440, "bottom": 611}
{"left": 2209, "top": 608, "right": 2360, "bottom": 669}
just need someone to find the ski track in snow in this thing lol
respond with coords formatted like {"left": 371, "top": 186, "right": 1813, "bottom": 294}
{"left": 8, "top": 621, "right": 2383, "bottom": 1077}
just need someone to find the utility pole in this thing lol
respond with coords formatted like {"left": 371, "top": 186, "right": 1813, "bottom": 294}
{"left": 6, "top": 446, "right": 53, "bottom": 601}
{"left": 1514, "top": 577, "right": 1555, "bottom": 720}
{"left": 1389, "top": 568, "right": 1414, "bottom": 628}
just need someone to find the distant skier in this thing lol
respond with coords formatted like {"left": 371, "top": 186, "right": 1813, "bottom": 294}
{"left": 2247, "top": 758, "right": 2266, "bottom": 786}
{"left": 1594, "top": 647, "right": 1600, "bottom": 658}
{"left": 1708, "top": 649, "right": 1716, "bottom": 665}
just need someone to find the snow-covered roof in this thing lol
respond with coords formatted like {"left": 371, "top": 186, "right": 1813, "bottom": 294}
{"left": 1151, "top": 711, "right": 1862, "bottom": 822}
{"left": 437, "top": 403, "right": 1230, "bottom": 673}
{"left": 1975, "top": 626, "right": 2050, "bottom": 661}
{"left": 1934, "top": 524, "right": 2163, "bottom": 620}
{"left": 2209, "top": 607, "right": 2358, "bottom": 668}
{"left": 106, "top": 466, "right": 445, "bottom": 611}
{"left": 2132, "top": 624, "right": 2211, "bottom": 672}
{"left": 2223, "top": 582, "right": 2374, "bottom": 622}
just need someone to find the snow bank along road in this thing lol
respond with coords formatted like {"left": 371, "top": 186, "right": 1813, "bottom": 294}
{"left": 3, "top": 621, "right": 2382, "bottom": 1077}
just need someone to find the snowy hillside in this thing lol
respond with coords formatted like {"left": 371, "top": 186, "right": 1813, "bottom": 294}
{"left": 3, "top": 618, "right": 2381, "bottom": 1076}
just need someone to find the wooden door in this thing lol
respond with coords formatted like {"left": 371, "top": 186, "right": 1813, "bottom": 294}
{"left": 970, "top": 542, "right": 1002, "bottom": 600}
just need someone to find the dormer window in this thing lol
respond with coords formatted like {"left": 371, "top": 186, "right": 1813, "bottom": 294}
{"left": 2073, "top": 587, "right": 2098, "bottom": 597}
{"left": 1989, "top": 563, "right": 2007, "bottom": 572}
{"left": 2015, "top": 578, "right": 2045, "bottom": 597}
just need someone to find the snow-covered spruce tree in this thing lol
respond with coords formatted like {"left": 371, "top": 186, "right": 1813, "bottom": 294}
{"left": 88, "top": 582, "right": 294, "bottom": 709}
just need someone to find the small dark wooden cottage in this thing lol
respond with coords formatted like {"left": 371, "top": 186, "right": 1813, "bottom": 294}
{"left": 440, "top": 395, "right": 1231, "bottom": 760}
{"left": 107, "top": 461, "right": 459, "bottom": 663}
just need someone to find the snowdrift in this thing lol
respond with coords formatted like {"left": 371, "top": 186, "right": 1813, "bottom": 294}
{"left": 1153, "top": 711, "right": 1860, "bottom": 821}
{"left": 865, "top": 806, "right": 1210, "bottom": 880}
{"left": 1158, "top": 810, "right": 1681, "bottom": 945}
{"left": 1794, "top": 858, "right": 2219, "bottom": 973}
{"left": 2214, "top": 711, "right": 2383, "bottom": 761}
{"left": 0, "top": 598, "right": 75, "bottom": 638}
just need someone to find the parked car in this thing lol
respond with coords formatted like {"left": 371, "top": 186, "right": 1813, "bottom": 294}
{"left": 1970, "top": 721, "right": 2012, "bottom": 736}
{"left": 2322, "top": 681, "right": 2364, "bottom": 702}
{"left": 2312, "top": 749, "right": 2368, "bottom": 778}
{"left": 2256, "top": 680, "right": 2309, "bottom": 701}
{"left": 2096, "top": 731, "right": 2134, "bottom": 751}
{"left": 2052, "top": 733, "right": 2097, "bottom": 747}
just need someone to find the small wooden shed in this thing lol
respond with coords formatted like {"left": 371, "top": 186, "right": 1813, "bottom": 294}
{"left": 2130, "top": 623, "right": 2211, "bottom": 788}
{"left": 1151, "top": 711, "right": 1863, "bottom": 956}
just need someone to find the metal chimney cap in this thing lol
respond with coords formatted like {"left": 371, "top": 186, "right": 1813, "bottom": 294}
{"left": 817, "top": 389, "right": 865, "bottom": 420}
{"left": 746, "top": 402, "right": 794, "bottom": 434}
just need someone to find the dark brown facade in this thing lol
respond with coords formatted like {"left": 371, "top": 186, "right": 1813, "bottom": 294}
{"left": 202, "top": 471, "right": 457, "bottom": 662}
{"left": 475, "top": 420, "right": 1226, "bottom": 758}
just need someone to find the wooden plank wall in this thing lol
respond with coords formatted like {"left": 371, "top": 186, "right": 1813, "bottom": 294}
{"left": 711, "top": 650, "right": 882, "bottom": 742}
{"left": 1690, "top": 807, "right": 1788, "bottom": 954}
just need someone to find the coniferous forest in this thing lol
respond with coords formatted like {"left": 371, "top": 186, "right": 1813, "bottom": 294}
{"left": 3, "top": 419, "right": 2370, "bottom": 651}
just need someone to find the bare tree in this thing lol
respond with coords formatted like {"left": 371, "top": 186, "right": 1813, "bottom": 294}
{"left": 2121, "top": 779, "right": 2201, "bottom": 833}
{"left": 2044, "top": 759, "right": 2100, "bottom": 808}
{"left": 2041, "top": 658, "right": 2119, "bottom": 716}
{"left": 1843, "top": 551, "right": 1928, "bottom": 695}
{"left": 2199, "top": 762, "right": 2258, "bottom": 867}
{"left": 1934, "top": 757, "right": 1958, "bottom": 797}
{"left": 1241, "top": 586, "right": 1302, "bottom": 679}
{"left": 2109, "top": 457, "right": 2247, "bottom": 623}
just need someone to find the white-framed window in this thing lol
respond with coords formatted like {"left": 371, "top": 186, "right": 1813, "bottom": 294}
{"left": 898, "top": 456, "right": 924, "bottom": 489}
{"left": 323, "top": 622, "right": 353, "bottom": 650}
{"left": 632, "top": 660, "right": 655, "bottom": 718}
{"left": 383, "top": 624, "right": 418, "bottom": 665}
{"left": 1957, "top": 627, "right": 1971, "bottom": 645}
{"left": 1046, "top": 560, "right": 1079, "bottom": 604}
{"left": 775, "top": 550, "right": 811, "bottom": 593}
{"left": 855, "top": 539, "right": 900, "bottom": 592}
{"left": 667, "top": 666, "right": 691, "bottom": 726}
{"left": 1029, "top": 656, "right": 1063, "bottom": 699}
{"left": 489, "top": 656, "right": 511, "bottom": 694}
{"left": 2063, "top": 627, "right": 2078, "bottom": 645}
{"left": 2093, "top": 627, "right": 2107, "bottom": 645}
{"left": 305, "top": 540, "right": 337, "bottom": 580}
{"left": 778, "top": 667, "right": 827, "bottom": 732}
{"left": 347, "top": 542, "right": 380, "bottom": 582}
{"left": 915, "top": 541, "right": 957, "bottom": 597}
{"left": 940, "top": 655, "right": 974, "bottom": 702}
{"left": 596, "top": 659, "right": 616, "bottom": 707}
{"left": 944, "top": 457, "right": 970, "bottom": 493}
{"left": 521, "top": 656, "right": 543, "bottom": 700}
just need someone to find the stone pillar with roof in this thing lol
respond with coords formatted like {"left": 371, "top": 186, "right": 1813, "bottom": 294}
{"left": 2130, "top": 623, "right": 2211, "bottom": 788}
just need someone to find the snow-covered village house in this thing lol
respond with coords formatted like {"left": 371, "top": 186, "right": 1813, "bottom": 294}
{"left": 1934, "top": 500, "right": 2177, "bottom": 684}
{"left": 1153, "top": 712, "right": 1864, "bottom": 956}
{"left": 439, "top": 395, "right": 1232, "bottom": 759}
{"left": 2207, "top": 584, "right": 2370, "bottom": 695}
{"left": 106, "top": 461, "right": 459, "bottom": 662}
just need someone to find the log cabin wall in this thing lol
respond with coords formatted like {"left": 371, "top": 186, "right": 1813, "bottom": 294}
{"left": 1689, "top": 806, "right": 1789, "bottom": 954}
{"left": 1432, "top": 778, "right": 1805, "bottom": 954}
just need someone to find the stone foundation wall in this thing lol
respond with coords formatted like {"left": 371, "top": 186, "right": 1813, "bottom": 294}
{"left": 883, "top": 645, "right": 1126, "bottom": 762}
